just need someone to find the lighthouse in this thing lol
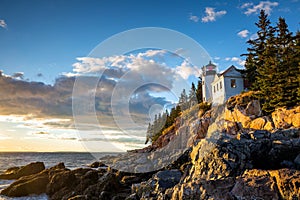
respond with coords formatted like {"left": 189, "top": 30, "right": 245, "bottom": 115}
{"left": 201, "top": 61, "right": 217, "bottom": 102}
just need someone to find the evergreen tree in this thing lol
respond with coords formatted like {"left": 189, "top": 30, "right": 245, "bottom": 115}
{"left": 178, "top": 89, "right": 188, "bottom": 110}
{"left": 274, "top": 18, "right": 298, "bottom": 109}
{"left": 242, "top": 10, "right": 272, "bottom": 90}
{"left": 189, "top": 82, "right": 197, "bottom": 107}
{"left": 243, "top": 10, "right": 300, "bottom": 113}
{"left": 196, "top": 78, "right": 203, "bottom": 103}
{"left": 256, "top": 22, "right": 277, "bottom": 112}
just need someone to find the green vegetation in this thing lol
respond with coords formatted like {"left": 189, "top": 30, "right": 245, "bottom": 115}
{"left": 145, "top": 78, "right": 206, "bottom": 144}
{"left": 242, "top": 10, "right": 300, "bottom": 113}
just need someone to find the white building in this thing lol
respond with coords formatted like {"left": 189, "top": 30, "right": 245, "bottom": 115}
{"left": 201, "top": 62, "right": 244, "bottom": 105}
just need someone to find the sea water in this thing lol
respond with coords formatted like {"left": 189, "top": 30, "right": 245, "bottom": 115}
{"left": 0, "top": 152, "right": 115, "bottom": 200}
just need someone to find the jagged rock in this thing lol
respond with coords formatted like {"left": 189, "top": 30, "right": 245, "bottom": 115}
{"left": 223, "top": 121, "right": 239, "bottom": 135}
{"left": 224, "top": 105, "right": 252, "bottom": 128}
{"left": 153, "top": 170, "right": 181, "bottom": 190}
{"left": 0, "top": 162, "right": 45, "bottom": 180}
{"left": 231, "top": 169, "right": 280, "bottom": 200}
{"left": 46, "top": 169, "right": 77, "bottom": 196}
{"left": 268, "top": 169, "right": 300, "bottom": 199}
{"left": 82, "top": 172, "right": 121, "bottom": 200}
{"left": 272, "top": 106, "right": 300, "bottom": 129}
{"left": 132, "top": 170, "right": 182, "bottom": 199}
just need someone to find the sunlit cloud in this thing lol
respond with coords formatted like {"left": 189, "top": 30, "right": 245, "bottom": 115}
{"left": 225, "top": 57, "right": 245, "bottom": 66}
{"left": 175, "top": 60, "right": 200, "bottom": 79}
{"left": 0, "top": 19, "right": 7, "bottom": 29}
{"left": 250, "top": 33, "right": 258, "bottom": 40}
{"left": 0, "top": 133, "right": 11, "bottom": 140}
{"left": 242, "top": 1, "right": 279, "bottom": 15}
{"left": 201, "top": 7, "right": 227, "bottom": 23}
{"left": 237, "top": 29, "right": 249, "bottom": 38}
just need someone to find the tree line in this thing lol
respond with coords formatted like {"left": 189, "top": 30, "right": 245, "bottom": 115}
{"left": 242, "top": 10, "right": 300, "bottom": 113}
{"left": 145, "top": 80, "right": 203, "bottom": 144}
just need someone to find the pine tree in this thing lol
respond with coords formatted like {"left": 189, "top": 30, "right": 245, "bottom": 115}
{"left": 256, "top": 22, "right": 277, "bottom": 112}
{"left": 242, "top": 10, "right": 272, "bottom": 90}
{"left": 196, "top": 78, "right": 203, "bottom": 103}
{"left": 243, "top": 10, "right": 300, "bottom": 113}
{"left": 274, "top": 18, "right": 298, "bottom": 108}
{"left": 189, "top": 82, "right": 197, "bottom": 107}
{"left": 178, "top": 89, "right": 188, "bottom": 110}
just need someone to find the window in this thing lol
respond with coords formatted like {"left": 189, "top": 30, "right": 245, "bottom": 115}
{"left": 217, "top": 84, "right": 219, "bottom": 91}
{"left": 202, "top": 81, "right": 205, "bottom": 85}
{"left": 214, "top": 86, "right": 216, "bottom": 93}
{"left": 220, "top": 81, "right": 222, "bottom": 89}
{"left": 231, "top": 79, "right": 236, "bottom": 88}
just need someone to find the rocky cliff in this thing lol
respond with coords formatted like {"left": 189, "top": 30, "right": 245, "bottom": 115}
{"left": 1, "top": 92, "right": 299, "bottom": 200}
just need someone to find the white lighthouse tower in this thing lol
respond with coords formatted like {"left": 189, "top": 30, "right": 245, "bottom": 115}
{"left": 201, "top": 61, "right": 217, "bottom": 102}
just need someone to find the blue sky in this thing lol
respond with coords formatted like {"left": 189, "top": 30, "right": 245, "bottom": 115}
{"left": 0, "top": 0, "right": 299, "bottom": 83}
{"left": 0, "top": 0, "right": 299, "bottom": 152}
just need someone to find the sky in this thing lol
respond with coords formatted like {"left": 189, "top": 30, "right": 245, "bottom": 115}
{"left": 0, "top": 0, "right": 299, "bottom": 152}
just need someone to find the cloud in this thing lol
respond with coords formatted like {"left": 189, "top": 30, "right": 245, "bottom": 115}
{"left": 0, "top": 49, "right": 198, "bottom": 132}
{"left": 250, "top": 33, "right": 258, "bottom": 40}
{"left": 189, "top": 14, "right": 199, "bottom": 22}
{"left": 0, "top": 19, "right": 7, "bottom": 29}
{"left": 242, "top": 1, "right": 279, "bottom": 15}
{"left": 237, "top": 29, "right": 250, "bottom": 38}
{"left": 0, "top": 50, "right": 177, "bottom": 126}
{"left": 240, "top": 3, "right": 254, "bottom": 9}
{"left": 225, "top": 57, "right": 245, "bottom": 66}
{"left": 201, "top": 7, "right": 227, "bottom": 23}
{"left": 278, "top": 7, "right": 290, "bottom": 12}
{"left": 12, "top": 72, "right": 24, "bottom": 80}
{"left": 175, "top": 60, "right": 201, "bottom": 79}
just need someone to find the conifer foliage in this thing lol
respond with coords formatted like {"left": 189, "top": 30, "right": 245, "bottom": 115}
{"left": 242, "top": 10, "right": 300, "bottom": 113}
{"left": 145, "top": 79, "right": 202, "bottom": 144}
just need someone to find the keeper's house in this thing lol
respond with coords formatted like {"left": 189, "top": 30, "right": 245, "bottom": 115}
{"left": 201, "top": 61, "right": 245, "bottom": 105}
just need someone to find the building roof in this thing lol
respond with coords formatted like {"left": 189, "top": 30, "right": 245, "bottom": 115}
{"left": 219, "top": 65, "right": 237, "bottom": 76}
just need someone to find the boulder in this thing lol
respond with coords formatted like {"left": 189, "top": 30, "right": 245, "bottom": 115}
{"left": 224, "top": 105, "right": 252, "bottom": 128}
{"left": 46, "top": 169, "right": 77, "bottom": 195}
{"left": 250, "top": 117, "right": 266, "bottom": 130}
{"left": 0, "top": 162, "right": 45, "bottom": 180}
{"left": 1, "top": 172, "right": 49, "bottom": 197}
{"left": 292, "top": 113, "right": 300, "bottom": 127}
{"left": 88, "top": 161, "right": 106, "bottom": 168}
{"left": 272, "top": 106, "right": 300, "bottom": 129}
{"left": 245, "top": 100, "right": 262, "bottom": 117}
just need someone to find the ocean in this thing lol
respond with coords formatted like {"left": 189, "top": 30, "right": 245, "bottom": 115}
{"left": 0, "top": 152, "right": 116, "bottom": 200}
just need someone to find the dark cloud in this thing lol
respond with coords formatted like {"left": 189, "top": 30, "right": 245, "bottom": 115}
{"left": 36, "top": 73, "right": 43, "bottom": 77}
{"left": 0, "top": 71, "right": 171, "bottom": 127}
